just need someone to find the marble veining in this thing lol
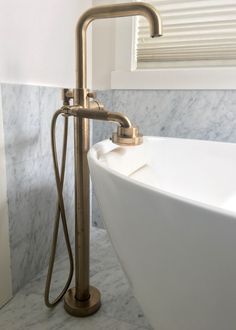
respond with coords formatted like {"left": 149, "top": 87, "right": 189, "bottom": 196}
{"left": 0, "top": 228, "right": 151, "bottom": 330}
{"left": 1, "top": 84, "right": 40, "bottom": 165}
{"left": 2, "top": 84, "right": 236, "bottom": 291}
{"left": 1, "top": 84, "right": 75, "bottom": 293}
{"left": 93, "top": 90, "right": 236, "bottom": 227}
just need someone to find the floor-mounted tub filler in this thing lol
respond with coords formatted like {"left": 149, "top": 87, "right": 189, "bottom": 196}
{"left": 45, "top": 0, "right": 163, "bottom": 320}
{"left": 44, "top": 2, "right": 236, "bottom": 330}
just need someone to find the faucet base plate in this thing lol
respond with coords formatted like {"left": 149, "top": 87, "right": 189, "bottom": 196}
{"left": 64, "top": 286, "right": 101, "bottom": 317}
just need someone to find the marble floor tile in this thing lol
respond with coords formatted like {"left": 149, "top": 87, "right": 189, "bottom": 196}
{"left": 0, "top": 228, "right": 152, "bottom": 330}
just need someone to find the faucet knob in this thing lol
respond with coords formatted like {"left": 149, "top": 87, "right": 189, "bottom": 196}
{"left": 87, "top": 91, "right": 97, "bottom": 99}
{"left": 62, "top": 89, "right": 73, "bottom": 105}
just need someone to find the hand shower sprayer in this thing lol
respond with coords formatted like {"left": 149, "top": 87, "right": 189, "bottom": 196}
{"left": 44, "top": 2, "right": 162, "bottom": 317}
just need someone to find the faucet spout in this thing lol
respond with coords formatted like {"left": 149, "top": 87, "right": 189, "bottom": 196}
{"left": 75, "top": 2, "right": 162, "bottom": 91}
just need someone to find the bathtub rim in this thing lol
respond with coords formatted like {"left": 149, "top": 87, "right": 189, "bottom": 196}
{"left": 88, "top": 136, "right": 236, "bottom": 220}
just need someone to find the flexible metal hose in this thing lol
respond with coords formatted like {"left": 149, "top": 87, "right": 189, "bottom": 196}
{"left": 44, "top": 109, "right": 74, "bottom": 307}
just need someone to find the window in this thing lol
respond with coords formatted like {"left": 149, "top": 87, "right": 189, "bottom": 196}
{"left": 136, "top": 0, "right": 236, "bottom": 69}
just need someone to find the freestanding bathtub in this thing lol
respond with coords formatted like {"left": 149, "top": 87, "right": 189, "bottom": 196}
{"left": 88, "top": 137, "right": 236, "bottom": 330}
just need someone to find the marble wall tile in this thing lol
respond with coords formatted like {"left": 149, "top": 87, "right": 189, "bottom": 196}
{"left": 112, "top": 90, "right": 236, "bottom": 142}
{"left": 92, "top": 90, "right": 236, "bottom": 227}
{"left": 39, "top": 86, "right": 74, "bottom": 158}
{"left": 1, "top": 84, "right": 74, "bottom": 293}
{"left": 3, "top": 84, "right": 236, "bottom": 292}
{"left": 1, "top": 84, "right": 40, "bottom": 165}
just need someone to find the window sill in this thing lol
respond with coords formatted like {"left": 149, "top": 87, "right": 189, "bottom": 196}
{"left": 111, "top": 67, "right": 236, "bottom": 90}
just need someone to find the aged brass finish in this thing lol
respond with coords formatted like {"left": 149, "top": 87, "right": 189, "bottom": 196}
{"left": 64, "top": 286, "right": 101, "bottom": 317}
{"left": 75, "top": 2, "right": 162, "bottom": 89}
{"left": 44, "top": 112, "right": 74, "bottom": 308}
{"left": 45, "top": 1, "right": 162, "bottom": 317}
{"left": 62, "top": 89, "right": 74, "bottom": 105}
{"left": 112, "top": 127, "right": 143, "bottom": 146}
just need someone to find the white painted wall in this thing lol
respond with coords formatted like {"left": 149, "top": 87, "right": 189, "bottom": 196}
{"left": 0, "top": 87, "right": 12, "bottom": 308}
{"left": 0, "top": 0, "right": 92, "bottom": 88}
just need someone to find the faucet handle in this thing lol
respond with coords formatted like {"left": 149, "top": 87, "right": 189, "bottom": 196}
{"left": 87, "top": 91, "right": 105, "bottom": 111}
{"left": 87, "top": 91, "right": 97, "bottom": 99}
{"left": 62, "top": 89, "right": 74, "bottom": 105}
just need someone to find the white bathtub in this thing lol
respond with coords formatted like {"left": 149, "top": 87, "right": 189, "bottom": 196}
{"left": 88, "top": 137, "right": 236, "bottom": 330}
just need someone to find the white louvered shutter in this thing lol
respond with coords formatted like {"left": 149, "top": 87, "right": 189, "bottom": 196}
{"left": 136, "top": 0, "right": 236, "bottom": 69}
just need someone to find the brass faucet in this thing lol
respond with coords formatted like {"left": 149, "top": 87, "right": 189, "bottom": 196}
{"left": 45, "top": 2, "right": 162, "bottom": 317}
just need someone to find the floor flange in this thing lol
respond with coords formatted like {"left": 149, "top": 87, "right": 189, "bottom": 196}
{"left": 64, "top": 286, "right": 101, "bottom": 317}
